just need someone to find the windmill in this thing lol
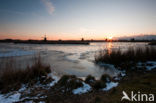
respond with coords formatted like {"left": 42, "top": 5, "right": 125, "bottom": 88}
{"left": 42, "top": 34, "right": 47, "bottom": 42}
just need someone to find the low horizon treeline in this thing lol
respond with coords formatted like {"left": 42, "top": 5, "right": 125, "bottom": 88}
{"left": 0, "top": 38, "right": 156, "bottom": 42}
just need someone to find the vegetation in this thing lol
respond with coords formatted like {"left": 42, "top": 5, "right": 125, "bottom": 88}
{"left": 0, "top": 56, "right": 52, "bottom": 93}
{"left": 93, "top": 80, "right": 106, "bottom": 90}
{"left": 92, "top": 74, "right": 112, "bottom": 90}
{"left": 41, "top": 69, "right": 156, "bottom": 103}
{"left": 85, "top": 75, "right": 95, "bottom": 84}
{"left": 100, "top": 74, "right": 111, "bottom": 83}
{"left": 149, "top": 41, "right": 156, "bottom": 45}
{"left": 52, "top": 75, "right": 83, "bottom": 93}
{"left": 95, "top": 47, "right": 156, "bottom": 67}
{"left": 0, "top": 46, "right": 156, "bottom": 102}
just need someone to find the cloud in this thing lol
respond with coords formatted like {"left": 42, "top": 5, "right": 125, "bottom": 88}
{"left": 41, "top": 0, "right": 55, "bottom": 15}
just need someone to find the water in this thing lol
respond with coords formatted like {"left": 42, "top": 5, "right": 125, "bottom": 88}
{"left": 0, "top": 42, "right": 148, "bottom": 78}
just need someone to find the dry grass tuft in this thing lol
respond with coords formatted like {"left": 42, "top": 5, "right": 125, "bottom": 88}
{"left": 52, "top": 75, "right": 83, "bottom": 93}
{"left": 95, "top": 47, "right": 156, "bottom": 67}
{"left": 0, "top": 56, "right": 51, "bottom": 93}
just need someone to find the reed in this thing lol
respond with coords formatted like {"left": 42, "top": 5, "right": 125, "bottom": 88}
{"left": 0, "top": 56, "right": 51, "bottom": 93}
{"left": 95, "top": 47, "right": 156, "bottom": 66}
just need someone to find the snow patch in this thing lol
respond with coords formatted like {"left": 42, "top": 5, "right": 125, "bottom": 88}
{"left": 18, "top": 85, "right": 27, "bottom": 92}
{"left": 146, "top": 61, "right": 156, "bottom": 70}
{"left": 0, "top": 74, "right": 58, "bottom": 103}
{"left": 103, "top": 82, "right": 118, "bottom": 91}
{"left": 137, "top": 61, "right": 156, "bottom": 71}
{"left": 121, "top": 71, "right": 126, "bottom": 77}
{"left": 48, "top": 73, "right": 59, "bottom": 87}
{"left": 0, "top": 93, "right": 21, "bottom": 103}
{"left": 72, "top": 82, "right": 91, "bottom": 94}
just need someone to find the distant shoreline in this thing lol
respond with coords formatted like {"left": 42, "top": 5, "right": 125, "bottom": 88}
{"left": 0, "top": 39, "right": 90, "bottom": 45}
{"left": 0, "top": 39, "right": 155, "bottom": 45}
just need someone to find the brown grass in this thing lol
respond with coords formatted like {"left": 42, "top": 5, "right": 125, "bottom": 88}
{"left": 44, "top": 69, "right": 156, "bottom": 103}
{"left": 0, "top": 56, "right": 51, "bottom": 93}
{"left": 95, "top": 47, "right": 156, "bottom": 67}
{"left": 52, "top": 75, "right": 83, "bottom": 93}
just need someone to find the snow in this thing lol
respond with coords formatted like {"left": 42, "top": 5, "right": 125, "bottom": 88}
{"left": 0, "top": 74, "right": 58, "bottom": 103}
{"left": 137, "top": 61, "right": 156, "bottom": 71}
{"left": 146, "top": 61, "right": 156, "bottom": 70}
{"left": 0, "top": 84, "right": 28, "bottom": 103}
{"left": 0, "top": 49, "right": 35, "bottom": 57}
{"left": 103, "top": 82, "right": 118, "bottom": 91}
{"left": 48, "top": 73, "right": 59, "bottom": 87}
{"left": 121, "top": 71, "right": 126, "bottom": 77}
{"left": 24, "top": 101, "right": 33, "bottom": 103}
{"left": 18, "top": 85, "right": 27, "bottom": 92}
{"left": 114, "top": 77, "right": 120, "bottom": 81}
{"left": 0, "top": 93, "right": 21, "bottom": 103}
{"left": 72, "top": 82, "right": 91, "bottom": 94}
{"left": 39, "top": 101, "right": 45, "bottom": 103}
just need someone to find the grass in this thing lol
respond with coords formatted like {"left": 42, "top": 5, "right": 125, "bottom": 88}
{"left": 95, "top": 47, "right": 156, "bottom": 68}
{"left": 52, "top": 75, "right": 83, "bottom": 93}
{"left": 85, "top": 75, "right": 95, "bottom": 84}
{"left": 0, "top": 56, "right": 51, "bottom": 93}
{"left": 84, "top": 74, "right": 112, "bottom": 90}
{"left": 149, "top": 41, "right": 156, "bottom": 45}
{"left": 0, "top": 46, "right": 156, "bottom": 102}
{"left": 92, "top": 74, "right": 112, "bottom": 90}
{"left": 44, "top": 69, "right": 156, "bottom": 103}
{"left": 1, "top": 63, "right": 154, "bottom": 103}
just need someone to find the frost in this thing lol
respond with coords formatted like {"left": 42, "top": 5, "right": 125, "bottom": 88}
{"left": 72, "top": 82, "right": 91, "bottom": 94}
{"left": 48, "top": 73, "right": 59, "bottom": 87}
{"left": 146, "top": 61, "right": 156, "bottom": 70}
{"left": 137, "top": 61, "right": 156, "bottom": 71}
{"left": 121, "top": 71, "right": 126, "bottom": 77}
{"left": 103, "top": 82, "right": 118, "bottom": 91}
{"left": 0, "top": 93, "right": 21, "bottom": 103}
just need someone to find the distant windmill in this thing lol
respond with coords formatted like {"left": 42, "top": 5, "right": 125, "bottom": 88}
{"left": 42, "top": 34, "right": 47, "bottom": 42}
{"left": 81, "top": 38, "right": 84, "bottom": 41}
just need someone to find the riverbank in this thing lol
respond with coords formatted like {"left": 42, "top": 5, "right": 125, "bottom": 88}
{"left": 0, "top": 66, "right": 155, "bottom": 103}
{"left": 0, "top": 55, "right": 155, "bottom": 103}
{"left": 149, "top": 41, "right": 156, "bottom": 45}
{"left": 0, "top": 40, "right": 90, "bottom": 45}
{"left": 0, "top": 43, "right": 156, "bottom": 103}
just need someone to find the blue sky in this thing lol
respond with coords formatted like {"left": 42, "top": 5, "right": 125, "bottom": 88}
{"left": 0, "top": 0, "right": 156, "bottom": 40}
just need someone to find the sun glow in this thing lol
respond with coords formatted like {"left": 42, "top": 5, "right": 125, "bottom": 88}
{"left": 107, "top": 36, "right": 113, "bottom": 40}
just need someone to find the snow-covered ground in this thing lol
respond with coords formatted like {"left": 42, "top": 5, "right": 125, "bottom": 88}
{"left": 103, "top": 82, "right": 119, "bottom": 91}
{"left": 72, "top": 82, "right": 91, "bottom": 95}
{"left": 137, "top": 61, "right": 156, "bottom": 71}
{"left": 0, "top": 72, "right": 120, "bottom": 103}
{"left": 0, "top": 73, "right": 59, "bottom": 103}
{"left": 48, "top": 73, "right": 60, "bottom": 87}
{"left": 0, "top": 93, "right": 21, "bottom": 103}
{"left": 1, "top": 61, "right": 156, "bottom": 102}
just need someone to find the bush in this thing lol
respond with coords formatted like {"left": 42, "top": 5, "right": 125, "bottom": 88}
{"left": 56, "top": 75, "right": 83, "bottom": 92}
{"left": 92, "top": 74, "right": 113, "bottom": 90}
{"left": 85, "top": 75, "right": 95, "bottom": 84}
{"left": 93, "top": 80, "right": 106, "bottom": 90}
{"left": 100, "top": 74, "right": 111, "bottom": 83}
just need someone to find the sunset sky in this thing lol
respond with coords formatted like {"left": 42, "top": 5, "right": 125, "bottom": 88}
{"left": 0, "top": 0, "right": 156, "bottom": 40}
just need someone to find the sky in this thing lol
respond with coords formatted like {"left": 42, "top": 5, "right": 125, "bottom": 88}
{"left": 0, "top": 0, "right": 156, "bottom": 40}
